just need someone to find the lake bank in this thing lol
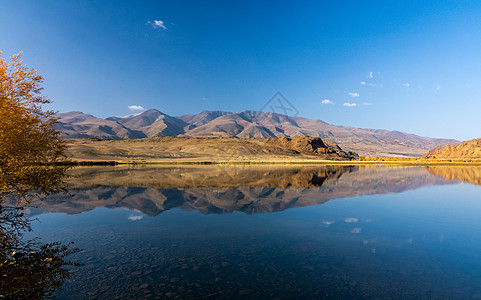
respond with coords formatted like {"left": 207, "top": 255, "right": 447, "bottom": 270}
{"left": 61, "top": 159, "right": 481, "bottom": 166}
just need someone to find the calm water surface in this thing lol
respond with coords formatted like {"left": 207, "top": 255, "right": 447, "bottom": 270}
{"left": 25, "top": 165, "right": 481, "bottom": 299}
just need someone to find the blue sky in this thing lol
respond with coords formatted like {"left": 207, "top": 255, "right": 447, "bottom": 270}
{"left": 1, "top": 0, "right": 481, "bottom": 140}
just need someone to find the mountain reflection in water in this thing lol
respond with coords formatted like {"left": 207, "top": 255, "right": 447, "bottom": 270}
{"left": 425, "top": 165, "right": 481, "bottom": 186}
{"left": 29, "top": 165, "right": 457, "bottom": 216}
{"left": 27, "top": 164, "right": 481, "bottom": 299}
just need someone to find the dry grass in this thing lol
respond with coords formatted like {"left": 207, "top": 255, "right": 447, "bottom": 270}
{"left": 63, "top": 137, "right": 481, "bottom": 166}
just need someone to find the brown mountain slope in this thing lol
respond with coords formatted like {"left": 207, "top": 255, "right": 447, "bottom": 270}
{"left": 179, "top": 110, "right": 458, "bottom": 156}
{"left": 64, "top": 136, "right": 358, "bottom": 162}
{"left": 423, "top": 138, "right": 481, "bottom": 160}
{"left": 109, "top": 109, "right": 188, "bottom": 136}
{"left": 56, "top": 111, "right": 146, "bottom": 139}
{"left": 56, "top": 109, "right": 459, "bottom": 157}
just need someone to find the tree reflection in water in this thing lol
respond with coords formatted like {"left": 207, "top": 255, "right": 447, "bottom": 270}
{"left": 0, "top": 167, "right": 80, "bottom": 299}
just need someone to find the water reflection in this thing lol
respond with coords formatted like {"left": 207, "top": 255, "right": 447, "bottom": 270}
{"left": 27, "top": 165, "right": 481, "bottom": 299}
{"left": 31, "top": 165, "right": 455, "bottom": 216}
{"left": 0, "top": 236, "right": 80, "bottom": 299}
{"left": 425, "top": 165, "right": 481, "bottom": 186}
{"left": 0, "top": 163, "right": 80, "bottom": 299}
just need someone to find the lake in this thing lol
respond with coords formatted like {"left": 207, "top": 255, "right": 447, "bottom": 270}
{"left": 23, "top": 165, "right": 481, "bottom": 299}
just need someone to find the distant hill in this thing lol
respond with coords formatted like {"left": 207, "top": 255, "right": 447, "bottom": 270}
{"left": 107, "top": 109, "right": 188, "bottom": 136}
{"left": 56, "top": 109, "right": 459, "bottom": 157}
{"left": 56, "top": 111, "right": 145, "bottom": 139}
{"left": 423, "top": 138, "right": 481, "bottom": 160}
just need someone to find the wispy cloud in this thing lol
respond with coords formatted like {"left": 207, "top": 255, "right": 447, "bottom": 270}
{"left": 128, "top": 105, "right": 145, "bottom": 111}
{"left": 322, "top": 220, "right": 335, "bottom": 225}
{"left": 128, "top": 215, "right": 144, "bottom": 221}
{"left": 344, "top": 217, "right": 358, "bottom": 223}
{"left": 150, "top": 20, "right": 167, "bottom": 30}
{"left": 363, "top": 102, "right": 372, "bottom": 106}
{"left": 348, "top": 92, "right": 360, "bottom": 98}
{"left": 201, "top": 97, "right": 207, "bottom": 101}
{"left": 351, "top": 227, "right": 362, "bottom": 234}
{"left": 369, "top": 71, "right": 373, "bottom": 79}
{"left": 343, "top": 102, "right": 357, "bottom": 107}
{"left": 436, "top": 83, "right": 441, "bottom": 90}
{"left": 360, "top": 81, "right": 366, "bottom": 86}
{"left": 321, "top": 99, "right": 334, "bottom": 105}
{"left": 402, "top": 83, "right": 410, "bottom": 88}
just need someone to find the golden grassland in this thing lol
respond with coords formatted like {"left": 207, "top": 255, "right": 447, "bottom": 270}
{"left": 61, "top": 138, "right": 481, "bottom": 166}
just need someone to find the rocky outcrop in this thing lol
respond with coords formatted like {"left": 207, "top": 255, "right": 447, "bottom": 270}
{"left": 423, "top": 138, "right": 481, "bottom": 160}
{"left": 266, "top": 136, "right": 358, "bottom": 160}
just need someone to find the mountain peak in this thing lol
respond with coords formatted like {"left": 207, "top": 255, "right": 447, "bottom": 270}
{"left": 137, "top": 108, "right": 164, "bottom": 117}
{"left": 57, "top": 111, "right": 96, "bottom": 123}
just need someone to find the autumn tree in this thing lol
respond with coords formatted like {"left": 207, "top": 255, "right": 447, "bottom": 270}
{"left": 0, "top": 51, "right": 78, "bottom": 299}
{"left": 0, "top": 51, "right": 68, "bottom": 201}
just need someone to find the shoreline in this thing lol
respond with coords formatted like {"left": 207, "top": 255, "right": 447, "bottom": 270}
{"left": 59, "top": 159, "right": 481, "bottom": 167}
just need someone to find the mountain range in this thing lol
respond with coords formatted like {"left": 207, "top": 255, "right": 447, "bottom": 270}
{"left": 56, "top": 109, "right": 459, "bottom": 157}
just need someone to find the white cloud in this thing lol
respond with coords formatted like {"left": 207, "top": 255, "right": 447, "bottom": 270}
{"left": 436, "top": 83, "right": 441, "bottom": 90}
{"left": 322, "top": 220, "right": 335, "bottom": 225}
{"left": 360, "top": 81, "right": 366, "bottom": 85}
{"left": 128, "top": 105, "right": 145, "bottom": 111}
{"left": 201, "top": 97, "right": 207, "bottom": 101}
{"left": 348, "top": 92, "right": 360, "bottom": 98}
{"left": 151, "top": 20, "right": 167, "bottom": 30}
{"left": 321, "top": 99, "right": 334, "bottom": 105}
{"left": 128, "top": 215, "right": 144, "bottom": 221}
{"left": 369, "top": 71, "right": 373, "bottom": 79}
{"left": 351, "top": 227, "right": 362, "bottom": 234}
{"left": 343, "top": 102, "right": 357, "bottom": 107}
{"left": 344, "top": 217, "right": 358, "bottom": 223}
{"left": 363, "top": 102, "right": 372, "bottom": 106}
{"left": 402, "top": 83, "right": 410, "bottom": 88}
